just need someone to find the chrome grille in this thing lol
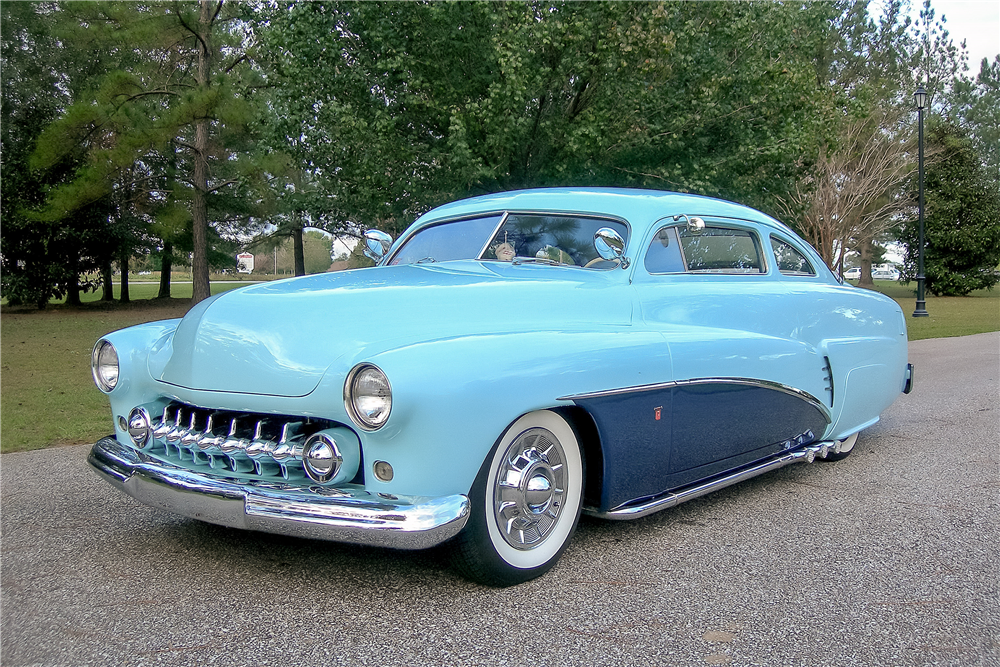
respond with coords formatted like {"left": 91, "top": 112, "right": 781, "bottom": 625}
{"left": 144, "top": 402, "right": 338, "bottom": 482}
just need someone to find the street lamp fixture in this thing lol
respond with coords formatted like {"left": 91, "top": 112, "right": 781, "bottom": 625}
{"left": 913, "top": 87, "right": 929, "bottom": 317}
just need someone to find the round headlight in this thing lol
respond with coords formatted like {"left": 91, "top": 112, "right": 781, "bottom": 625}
{"left": 92, "top": 340, "right": 119, "bottom": 392}
{"left": 345, "top": 363, "right": 392, "bottom": 431}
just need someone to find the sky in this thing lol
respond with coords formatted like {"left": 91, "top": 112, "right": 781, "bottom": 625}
{"left": 921, "top": 0, "right": 1000, "bottom": 70}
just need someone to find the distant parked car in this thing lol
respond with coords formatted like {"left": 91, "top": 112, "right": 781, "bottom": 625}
{"left": 873, "top": 267, "right": 900, "bottom": 281}
{"left": 844, "top": 267, "right": 861, "bottom": 280}
{"left": 88, "top": 188, "right": 914, "bottom": 586}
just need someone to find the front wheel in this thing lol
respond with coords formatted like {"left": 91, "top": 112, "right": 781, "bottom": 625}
{"left": 451, "top": 410, "right": 584, "bottom": 587}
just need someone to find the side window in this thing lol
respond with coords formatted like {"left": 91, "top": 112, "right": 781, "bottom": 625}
{"left": 677, "top": 226, "right": 764, "bottom": 274}
{"left": 770, "top": 237, "right": 815, "bottom": 276}
{"left": 644, "top": 226, "right": 685, "bottom": 273}
{"left": 482, "top": 214, "right": 628, "bottom": 268}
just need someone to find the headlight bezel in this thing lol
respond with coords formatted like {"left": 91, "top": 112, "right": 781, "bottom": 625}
{"left": 344, "top": 363, "right": 392, "bottom": 431}
{"left": 92, "top": 340, "right": 120, "bottom": 393}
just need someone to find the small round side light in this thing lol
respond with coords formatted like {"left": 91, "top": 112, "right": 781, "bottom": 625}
{"left": 373, "top": 460, "right": 394, "bottom": 482}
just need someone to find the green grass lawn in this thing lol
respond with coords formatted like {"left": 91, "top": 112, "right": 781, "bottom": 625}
{"left": 1, "top": 280, "right": 997, "bottom": 453}
{"left": 849, "top": 280, "right": 1000, "bottom": 341}
{"left": 1, "top": 282, "right": 251, "bottom": 453}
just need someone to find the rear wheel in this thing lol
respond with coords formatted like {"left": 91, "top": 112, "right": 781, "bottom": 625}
{"left": 451, "top": 410, "right": 584, "bottom": 586}
{"left": 821, "top": 431, "right": 860, "bottom": 462}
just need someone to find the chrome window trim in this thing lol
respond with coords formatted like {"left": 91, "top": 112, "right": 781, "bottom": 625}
{"left": 559, "top": 376, "right": 831, "bottom": 424}
{"left": 476, "top": 211, "right": 510, "bottom": 259}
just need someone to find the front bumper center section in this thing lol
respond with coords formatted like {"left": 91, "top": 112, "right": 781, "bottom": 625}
{"left": 88, "top": 436, "right": 470, "bottom": 550}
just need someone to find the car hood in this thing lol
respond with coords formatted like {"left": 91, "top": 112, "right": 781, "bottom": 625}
{"left": 149, "top": 261, "right": 632, "bottom": 396}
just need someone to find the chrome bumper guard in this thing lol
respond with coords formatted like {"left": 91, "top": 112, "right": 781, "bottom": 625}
{"left": 88, "top": 437, "right": 470, "bottom": 550}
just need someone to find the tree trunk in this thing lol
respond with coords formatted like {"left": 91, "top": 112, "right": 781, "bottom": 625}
{"left": 120, "top": 252, "right": 131, "bottom": 303}
{"left": 101, "top": 260, "right": 115, "bottom": 302}
{"left": 858, "top": 237, "right": 874, "bottom": 289}
{"left": 65, "top": 254, "right": 81, "bottom": 306}
{"left": 158, "top": 242, "right": 173, "bottom": 298}
{"left": 190, "top": 0, "right": 214, "bottom": 304}
{"left": 293, "top": 225, "right": 305, "bottom": 276}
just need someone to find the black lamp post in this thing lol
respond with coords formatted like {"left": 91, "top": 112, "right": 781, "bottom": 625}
{"left": 913, "top": 86, "right": 929, "bottom": 317}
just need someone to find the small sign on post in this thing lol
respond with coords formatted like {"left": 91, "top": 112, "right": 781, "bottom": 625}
{"left": 237, "top": 253, "right": 254, "bottom": 274}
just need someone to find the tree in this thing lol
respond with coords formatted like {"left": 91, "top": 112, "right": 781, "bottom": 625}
{"left": 264, "top": 1, "right": 827, "bottom": 236}
{"left": 777, "top": 0, "right": 920, "bottom": 280}
{"left": 1, "top": 2, "right": 120, "bottom": 308}
{"left": 30, "top": 1, "right": 284, "bottom": 305}
{"left": 950, "top": 56, "right": 1000, "bottom": 185}
{"left": 900, "top": 124, "right": 1000, "bottom": 295}
{"left": 778, "top": 109, "right": 917, "bottom": 275}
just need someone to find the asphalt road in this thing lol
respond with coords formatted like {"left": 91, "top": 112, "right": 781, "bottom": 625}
{"left": 2, "top": 332, "right": 998, "bottom": 667}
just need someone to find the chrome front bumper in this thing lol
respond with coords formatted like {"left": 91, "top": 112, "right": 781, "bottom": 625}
{"left": 88, "top": 437, "right": 470, "bottom": 550}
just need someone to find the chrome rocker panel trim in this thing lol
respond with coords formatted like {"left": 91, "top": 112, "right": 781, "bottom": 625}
{"left": 586, "top": 440, "right": 843, "bottom": 520}
{"left": 88, "top": 436, "right": 470, "bottom": 549}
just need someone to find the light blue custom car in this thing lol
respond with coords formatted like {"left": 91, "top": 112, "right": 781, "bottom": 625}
{"left": 89, "top": 188, "right": 914, "bottom": 586}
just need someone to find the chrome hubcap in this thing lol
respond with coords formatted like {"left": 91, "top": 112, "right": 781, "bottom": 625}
{"left": 493, "top": 427, "right": 566, "bottom": 550}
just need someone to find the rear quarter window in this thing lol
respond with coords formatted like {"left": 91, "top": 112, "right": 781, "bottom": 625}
{"left": 770, "top": 236, "right": 816, "bottom": 276}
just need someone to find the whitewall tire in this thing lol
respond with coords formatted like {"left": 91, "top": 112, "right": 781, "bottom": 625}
{"left": 451, "top": 410, "right": 584, "bottom": 586}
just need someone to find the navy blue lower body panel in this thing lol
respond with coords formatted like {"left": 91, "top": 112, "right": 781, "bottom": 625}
{"left": 573, "top": 380, "right": 830, "bottom": 511}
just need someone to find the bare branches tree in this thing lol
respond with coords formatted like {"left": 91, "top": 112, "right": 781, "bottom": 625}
{"left": 779, "top": 108, "right": 920, "bottom": 277}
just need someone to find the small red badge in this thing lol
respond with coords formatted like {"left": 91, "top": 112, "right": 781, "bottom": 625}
{"left": 654, "top": 406, "right": 662, "bottom": 421}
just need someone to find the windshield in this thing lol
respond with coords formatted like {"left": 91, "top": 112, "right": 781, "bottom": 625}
{"left": 389, "top": 212, "right": 628, "bottom": 269}
{"left": 388, "top": 214, "right": 503, "bottom": 266}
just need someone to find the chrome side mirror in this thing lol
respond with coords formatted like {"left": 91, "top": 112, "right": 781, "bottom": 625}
{"left": 363, "top": 229, "right": 392, "bottom": 262}
{"left": 594, "top": 227, "right": 630, "bottom": 268}
{"left": 672, "top": 214, "right": 705, "bottom": 233}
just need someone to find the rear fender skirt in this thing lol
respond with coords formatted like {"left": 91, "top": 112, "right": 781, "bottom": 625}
{"left": 560, "top": 378, "right": 830, "bottom": 512}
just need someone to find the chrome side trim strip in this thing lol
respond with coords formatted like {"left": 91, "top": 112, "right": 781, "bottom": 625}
{"left": 585, "top": 440, "right": 839, "bottom": 520}
{"left": 559, "top": 376, "right": 832, "bottom": 424}
{"left": 88, "top": 437, "right": 470, "bottom": 550}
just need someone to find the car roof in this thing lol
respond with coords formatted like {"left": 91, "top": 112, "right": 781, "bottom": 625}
{"left": 414, "top": 187, "right": 796, "bottom": 238}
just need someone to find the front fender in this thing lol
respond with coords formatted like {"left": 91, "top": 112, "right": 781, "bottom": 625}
{"left": 352, "top": 328, "right": 670, "bottom": 500}
{"left": 97, "top": 319, "right": 181, "bottom": 443}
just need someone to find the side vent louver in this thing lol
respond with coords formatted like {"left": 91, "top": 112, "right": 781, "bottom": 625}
{"left": 822, "top": 356, "right": 835, "bottom": 407}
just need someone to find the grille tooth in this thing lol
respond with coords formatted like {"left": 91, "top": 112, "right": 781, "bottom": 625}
{"left": 164, "top": 406, "right": 190, "bottom": 443}
{"left": 197, "top": 414, "right": 227, "bottom": 452}
{"left": 227, "top": 454, "right": 255, "bottom": 474}
{"left": 180, "top": 413, "right": 202, "bottom": 447}
{"left": 254, "top": 459, "right": 281, "bottom": 477}
{"left": 152, "top": 406, "right": 175, "bottom": 439}
{"left": 279, "top": 463, "right": 307, "bottom": 481}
